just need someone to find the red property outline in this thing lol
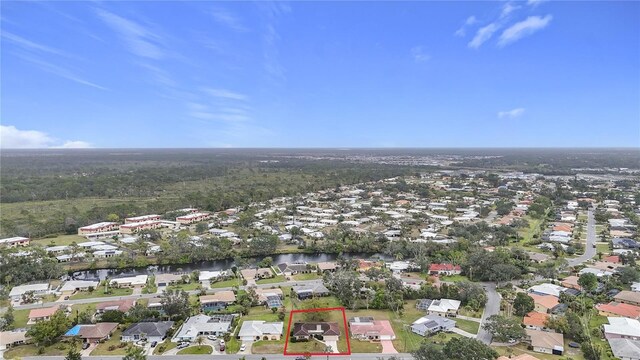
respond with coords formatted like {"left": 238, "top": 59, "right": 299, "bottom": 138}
{"left": 283, "top": 307, "right": 352, "bottom": 356}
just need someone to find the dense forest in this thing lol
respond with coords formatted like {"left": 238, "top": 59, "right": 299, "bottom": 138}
{"left": 0, "top": 149, "right": 417, "bottom": 237}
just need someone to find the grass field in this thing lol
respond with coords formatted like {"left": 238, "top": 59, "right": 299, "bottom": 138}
{"left": 440, "top": 274, "right": 469, "bottom": 283}
{"left": 256, "top": 275, "right": 287, "bottom": 285}
{"left": 70, "top": 287, "right": 132, "bottom": 300}
{"left": 455, "top": 318, "right": 480, "bottom": 334}
{"left": 167, "top": 282, "right": 201, "bottom": 291}
{"left": 153, "top": 340, "right": 177, "bottom": 355}
{"left": 177, "top": 345, "right": 213, "bottom": 354}
{"left": 3, "top": 342, "right": 73, "bottom": 358}
{"left": 12, "top": 308, "right": 30, "bottom": 328}
{"left": 292, "top": 273, "right": 322, "bottom": 281}
{"left": 349, "top": 339, "right": 382, "bottom": 353}
{"left": 31, "top": 234, "right": 89, "bottom": 247}
{"left": 209, "top": 278, "right": 241, "bottom": 289}
{"left": 90, "top": 329, "right": 128, "bottom": 355}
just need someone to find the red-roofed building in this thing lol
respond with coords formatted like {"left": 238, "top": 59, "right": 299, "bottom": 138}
{"left": 529, "top": 294, "right": 559, "bottom": 314}
{"left": 603, "top": 255, "right": 621, "bottom": 264}
{"left": 28, "top": 306, "right": 61, "bottom": 324}
{"left": 596, "top": 302, "right": 640, "bottom": 319}
{"left": 523, "top": 311, "right": 550, "bottom": 331}
{"left": 350, "top": 320, "right": 396, "bottom": 341}
{"left": 429, "top": 264, "right": 462, "bottom": 275}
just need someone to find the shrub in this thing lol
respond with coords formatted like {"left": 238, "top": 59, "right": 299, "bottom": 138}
{"left": 108, "top": 345, "right": 116, "bottom": 351}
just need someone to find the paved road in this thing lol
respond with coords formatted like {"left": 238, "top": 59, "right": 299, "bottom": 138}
{"left": 476, "top": 282, "right": 501, "bottom": 345}
{"left": 10, "top": 280, "right": 324, "bottom": 311}
{"left": 24, "top": 354, "right": 413, "bottom": 360}
{"left": 568, "top": 209, "right": 596, "bottom": 267}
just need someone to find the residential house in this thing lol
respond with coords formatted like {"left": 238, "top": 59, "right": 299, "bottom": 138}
{"left": 317, "top": 262, "right": 339, "bottom": 273}
{"left": 349, "top": 318, "right": 396, "bottom": 341}
{"left": 200, "top": 291, "right": 236, "bottom": 312}
{"left": 416, "top": 299, "right": 433, "bottom": 311}
{"left": 147, "top": 297, "right": 163, "bottom": 313}
{"left": 615, "top": 291, "right": 640, "bottom": 306}
{"left": 59, "top": 280, "right": 99, "bottom": 296}
{"left": 9, "top": 283, "right": 50, "bottom": 302}
{"left": 122, "top": 321, "right": 174, "bottom": 343}
{"left": 155, "top": 273, "right": 184, "bottom": 287}
{"left": 77, "top": 222, "right": 119, "bottom": 236}
{"left": 291, "top": 322, "right": 340, "bottom": 342}
{"left": 428, "top": 264, "right": 462, "bottom": 276}
{"left": 411, "top": 315, "right": 456, "bottom": 336}
{"left": 119, "top": 220, "right": 162, "bottom": 234}
{"left": 603, "top": 317, "right": 640, "bottom": 340}
{"left": 254, "top": 288, "right": 284, "bottom": 308}
{"left": 64, "top": 323, "right": 119, "bottom": 344}
{"left": 238, "top": 321, "right": 283, "bottom": 341}
{"left": 523, "top": 311, "right": 550, "bottom": 331}
{"left": 28, "top": 306, "right": 62, "bottom": 324}
{"left": 596, "top": 302, "right": 640, "bottom": 320}
{"left": 110, "top": 275, "right": 148, "bottom": 288}
{"left": 95, "top": 299, "right": 136, "bottom": 315}
{"left": 0, "top": 237, "right": 30, "bottom": 248}
{"left": 277, "top": 262, "right": 313, "bottom": 276}
{"left": 529, "top": 294, "right": 559, "bottom": 314}
{"left": 124, "top": 215, "right": 161, "bottom": 223}
{"left": 0, "top": 331, "right": 28, "bottom": 351}
{"left": 529, "top": 283, "right": 566, "bottom": 298}
{"left": 172, "top": 314, "right": 235, "bottom": 342}
{"left": 607, "top": 338, "right": 640, "bottom": 360}
{"left": 426, "top": 299, "right": 461, "bottom": 317}
{"left": 176, "top": 212, "right": 212, "bottom": 225}
{"left": 198, "top": 270, "right": 231, "bottom": 284}
{"left": 525, "top": 329, "right": 564, "bottom": 355}
{"left": 561, "top": 276, "right": 582, "bottom": 291}
{"left": 292, "top": 283, "right": 330, "bottom": 300}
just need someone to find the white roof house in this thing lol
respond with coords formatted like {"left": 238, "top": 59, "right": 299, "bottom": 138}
{"left": 604, "top": 317, "right": 640, "bottom": 338}
{"left": 9, "top": 283, "right": 50, "bottom": 299}
{"left": 111, "top": 275, "right": 148, "bottom": 287}
{"left": 59, "top": 280, "right": 99, "bottom": 293}
{"left": 428, "top": 299, "right": 461, "bottom": 314}
{"left": 238, "top": 321, "right": 283, "bottom": 341}
{"left": 199, "top": 270, "right": 231, "bottom": 282}
{"left": 528, "top": 283, "right": 566, "bottom": 298}
{"left": 172, "top": 314, "right": 233, "bottom": 341}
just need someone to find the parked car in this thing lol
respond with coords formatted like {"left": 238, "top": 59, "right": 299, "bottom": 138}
{"left": 219, "top": 339, "right": 225, "bottom": 346}
{"left": 82, "top": 343, "right": 90, "bottom": 350}
{"left": 177, "top": 343, "right": 189, "bottom": 349}
{"left": 240, "top": 344, "right": 246, "bottom": 352}
{"left": 219, "top": 345, "right": 225, "bottom": 352}
{"left": 568, "top": 342, "right": 580, "bottom": 348}
{"left": 207, "top": 335, "right": 217, "bottom": 341}
{"left": 150, "top": 341, "right": 158, "bottom": 348}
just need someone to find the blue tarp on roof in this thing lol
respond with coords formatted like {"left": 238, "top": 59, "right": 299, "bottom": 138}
{"left": 65, "top": 325, "right": 81, "bottom": 336}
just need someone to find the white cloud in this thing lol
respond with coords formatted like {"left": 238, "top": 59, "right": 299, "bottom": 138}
{"left": 96, "top": 9, "right": 164, "bottom": 59}
{"left": 56, "top": 141, "right": 92, "bottom": 149}
{"left": 18, "top": 55, "right": 108, "bottom": 90}
{"left": 498, "top": 108, "right": 525, "bottom": 119}
{"left": 410, "top": 46, "right": 431, "bottom": 63}
{"left": 455, "top": 16, "right": 478, "bottom": 37}
{"left": 468, "top": 23, "right": 500, "bottom": 49}
{"left": 202, "top": 88, "right": 248, "bottom": 101}
{"left": 2, "top": 31, "right": 69, "bottom": 57}
{"left": 501, "top": 2, "right": 520, "bottom": 18}
{"left": 527, "top": 0, "right": 548, "bottom": 7}
{"left": 498, "top": 15, "right": 553, "bottom": 47}
{"left": 211, "top": 8, "right": 248, "bottom": 32}
{"left": 0, "top": 125, "right": 92, "bottom": 148}
{"left": 187, "top": 102, "right": 249, "bottom": 123}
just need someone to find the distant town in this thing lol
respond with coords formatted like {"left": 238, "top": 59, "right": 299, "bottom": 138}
{"left": 2, "top": 165, "right": 639, "bottom": 360}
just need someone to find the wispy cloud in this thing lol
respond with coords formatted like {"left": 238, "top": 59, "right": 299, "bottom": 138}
{"left": 0, "top": 125, "right": 92, "bottom": 148}
{"left": 259, "top": 1, "right": 291, "bottom": 82}
{"left": 186, "top": 102, "right": 250, "bottom": 123}
{"left": 410, "top": 46, "right": 431, "bottom": 63}
{"left": 527, "top": 0, "right": 549, "bottom": 7}
{"left": 455, "top": 16, "right": 478, "bottom": 37}
{"left": 95, "top": 9, "right": 164, "bottom": 59}
{"left": 498, "top": 108, "right": 525, "bottom": 119}
{"left": 18, "top": 55, "right": 108, "bottom": 90}
{"left": 211, "top": 7, "right": 249, "bottom": 32}
{"left": 2, "top": 31, "right": 70, "bottom": 57}
{"left": 498, "top": 15, "right": 553, "bottom": 47}
{"left": 202, "top": 88, "right": 248, "bottom": 101}
{"left": 468, "top": 23, "right": 500, "bottom": 49}
{"left": 500, "top": 2, "right": 520, "bottom": 18}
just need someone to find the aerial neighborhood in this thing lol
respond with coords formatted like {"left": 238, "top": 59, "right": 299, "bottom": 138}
{"left": 1, "top": 170, "right": 639, "bottom": 360}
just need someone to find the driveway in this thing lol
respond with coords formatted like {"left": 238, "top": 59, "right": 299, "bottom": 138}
{"left": 322, "top": 340, "right": 339, "bottom": 353}
{"left": 81, "top": 343, "right": 96, "bottom": 356}
{"left": 381, "top": 340, "right": 397, "bottom": 354}
{"left": 238, "top": 341, "right": 253, "bottom": 354}
{"left": 451, "top": 327, "right": 476, "bottom": 338}
{"left": 132, "top": 287, "right": 142, "bottom": 295}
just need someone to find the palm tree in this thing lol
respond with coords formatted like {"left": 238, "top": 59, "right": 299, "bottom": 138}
{"left": 195, "top": 335, "right": 204, "bottom": 349}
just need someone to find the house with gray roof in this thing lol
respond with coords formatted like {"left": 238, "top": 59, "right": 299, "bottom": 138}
{"left": 292, "top": 283, "right": 330, "bottom": 299}
{"left": 607, "top": 338, "right": 640, "bottom": 360}
{"left": 172, "top": 314, "right": 234, "bottom": 342}
{"left": 238, "top": 321, "right": 283, "bottom": 341}
{"left": 122, "top": 321, "right": 174, "bottom": 343}
{"left": 411, "top": 315, "right": 455, "bottom": 336}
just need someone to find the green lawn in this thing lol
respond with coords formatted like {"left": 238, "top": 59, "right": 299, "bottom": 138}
{"left": 596, "top": 243, "right": 610, "bottom": 255}
{"left": 177, "top": 345, "right": 213, "bottom": 354}
{"left": 252, "top": 339, "right": 285, "bottom": 354}
{"left": 153, "top": 340, "right": 177, "bottom": 355}
{"left": 3, "top": 342, "right": 72, "bottom": 358}
{"left": 167, "top": 282, "right": 200, "bottom": 291}
{"left": 209, "top": 278, "right": 241, "bottom": 289}
{"left": 31, "top": 234, "right": 90, "bottom": 247}
{"left": 12, "top": 309, "right": 30, "bottom": 328}
{"left": 70, "top": 287, "right": 132, "bottom": 300}
{"left": 440, "top": 274, "right": 470, "bottom": 283}
{"left": 90, "top": 329, "right": 128, "bottom": 355}
{"left": 285, "top": 339, "right": 333, "bottom": 353}
{"left": 348, "top": 340, "right": 382, "bottom": 353}
{"left": 292, "top": 273, "right": 322, "bottom": 281}
{"left": 455, "top": 318, "right": 480, "bottom": 334}
{"left": 256, "top": 275, "right": 287, "bottom": 285}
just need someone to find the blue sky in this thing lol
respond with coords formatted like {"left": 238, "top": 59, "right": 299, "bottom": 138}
{"left": 1, "top": 0, "right": 639, "bottom": 148}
